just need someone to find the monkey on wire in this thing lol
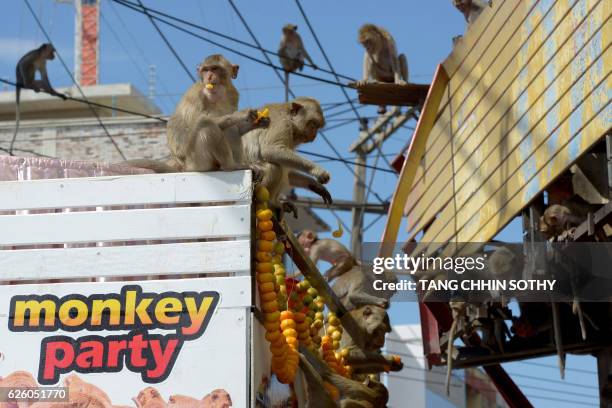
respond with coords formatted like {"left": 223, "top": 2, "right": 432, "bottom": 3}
{"left": 278, "top": 24, "right": 318, "bottom": 102}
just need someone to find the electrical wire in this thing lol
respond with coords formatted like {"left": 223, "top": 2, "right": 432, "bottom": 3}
{"left": 111, "top": 0, "right": 356, "bottom": 82}
{"left": 0, "top": 78, "right": 167, "bottom": 122}
{"left": 23, "top": 0, "right": 127, "bottom": 160}
{"left": 297, "top": 150, "right": 395, "bottom": 174}
{"left": 111, "top": 0, "right": 353, "bottom": 89}
{"left": 136, "top": 0, "right": 195, "bottom": 82}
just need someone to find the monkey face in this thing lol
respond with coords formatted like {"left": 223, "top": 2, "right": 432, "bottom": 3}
{"left": 282, "top": 24, "right": 298, "bottom": 36}
{"left": 43, "top": 44, "right": 56, "bottom": 60}
{"left": 298, "top": 230, "right": 317, "bottom": 249}
{"left": 202, "top": 389, "right": 232, "bottom": 408}
{"left": 361, "top": 305, "right": 391, "bottom": 349}
{"left": 198, "top": 55, "right": 239, "bottom": 87}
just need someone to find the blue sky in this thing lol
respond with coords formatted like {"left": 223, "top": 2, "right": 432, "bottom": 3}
{"left": 0, "top": 0, "right": 602, "bottom": 406}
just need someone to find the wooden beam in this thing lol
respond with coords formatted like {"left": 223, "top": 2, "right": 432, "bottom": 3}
{"left": 349, "top": 82, "right": 430, "bottom": 107}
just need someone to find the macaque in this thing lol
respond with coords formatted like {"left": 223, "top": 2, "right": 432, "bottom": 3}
{"left": 297, "top": 230, "right": 358, "bottom": 281}
{"left": 356, "top": 24, "right": 408, "bottom": 114}
{"left": 238, "top": 98, "right": 332, "bottom": 214}
{"left": 133, "top": 387, "right": 167, "bottom": 408}
{"left": 0, "top": 371, "right": 38, "bottom": 408}
{"left": 298, "top": 349, "right": 389, "bottom": 408}
{"left": 278, "top": 24, "right": 317, "bottom": 101}
{"left": 538, "top": 198, "right": 598, "bottom": 239}
{"left": 127, "top": 54, "right": 268, "bottom": 174}
{"left": 340, "top": 305, "right": 403, "bottom": 374}
{"left": 9, "top": 43, "right": 66, "bottom": 156}
{"left": 200, "top": 389, "right": 232, "bottom": 408}
{"left": 452, "top": 0, "right": 491, "bottom": 24}
{"left": 64, "top": 375, "right": 111, "bottom": 406}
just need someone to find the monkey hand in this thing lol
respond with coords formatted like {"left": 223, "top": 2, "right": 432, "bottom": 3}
{"left": 395, "top": 79, "right": 408, "bottom": 86}
{"left": 311, "top": 167, "right": 330, "bottom": 184}
{"left": 354, "top": 79, "right": 370, "bottom": 88}
{"left": 281, "top": 202, "right": 298, "bottom": 219}
{"left": 387, "top": 355, "right": 403, "bottom": 371}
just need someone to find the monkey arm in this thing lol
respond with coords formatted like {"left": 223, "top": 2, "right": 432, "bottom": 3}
{"left": 288, "top": 171, "right": 332, "bottom": 204}
{"left": 348, "top": 292, "right": 389, "bottom": 309}
{"left": 325, "top": 258, "right": 357, "bottom": 282}
{"left": 259, "top": 146, "right": 329, "bottom": 183}
{"left": 215, "top": 111, "right": 249, "bottom": 131}
{"left": 345, "top": 348, "right": 402, "bottom": 373}
{"left": 471, "top": 0, "right": 491, "bottom": 8}
{"left": 361, "top": 53, "right": 372, "bottom": 82}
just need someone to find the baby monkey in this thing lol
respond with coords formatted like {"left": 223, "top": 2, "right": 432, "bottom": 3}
{"left": 10, "top": 43, "right": 65, "bottom": 155}
{"left": 298, "top": 229, "right": 358, "bottom": 281}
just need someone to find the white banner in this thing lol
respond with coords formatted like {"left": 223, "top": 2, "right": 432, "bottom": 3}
{"left": 0, "top": 277, "right": 251, "bottom": 408}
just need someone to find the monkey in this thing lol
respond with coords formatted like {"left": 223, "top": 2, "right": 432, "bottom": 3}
{"left": 538, "top": 198, "right": 599, "bottom": 239}
{"left": 237, "top": 97, "right": 332, "bottom": 214}
{"left": 126, "top": 54, "right": 269, "bottom": 174}
{"left": 133, "top": 387, "right": 167, "bottom": 408}
{"left": 9, "top": 43, "right": 66, "bottom": 156}
{"left": 64, "top": 375, "right": 112, "bottom": 406}
{"left": 278, "top": 24, "right": 317, "bottom": 102}
{"left": 339, "top": 305, "right": 403, "bottom": 374}
{"left": 200, "top": 389, "right": 232, "bottom": 408}
{"left": 452, "top": 0, "right": 492, "bottom": 24}
{"left": 297, "top": 230, "right": 358, "bottom": 281}
{"left": 298, "top": 347, "right": 389, "bottom": 408}
{"left": 331, "top": 264, "right": 393, "bottom": 310}
{"left": 356, "top": 24, "right": 408, "bottom": 114}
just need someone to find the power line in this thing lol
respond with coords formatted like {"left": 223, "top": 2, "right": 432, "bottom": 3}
{"left": 112, "top": 0, "right": 356, "bottom": 82}
{"left": 0, "top": 78, "right": 167, "bottom": 123}
{"left": 111, "top": 0, "right": 352, "bottom": 89}
{"left": 136, "top": 0, "right": 195, "bottom": 82}
{"left": 23, "top": 0, "right": 127, "bottom": 160}
{"left": 516, "top": 360, "right": 597, "bottom": 374}
{"left": 298, "top": 150, "right": 396, "bottom": 174}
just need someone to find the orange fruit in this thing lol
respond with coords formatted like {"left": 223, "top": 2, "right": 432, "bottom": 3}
{"left": 263, "top": 320, "right": 278, "bottom": 331}
{"left": 269, "top": 345, "right": 285, "bottom": 356}
{"left": 296, "top": 321, "right": 309, "bottom": 332}
{"left": 262, "top": 300, "right": 278, "bottom": 313}
{"left": 297, "top": 332, "right": 310, "bottom": 340}
{"left": 258, "top": 240, "right": 274, "bottom": 252}
{"left": 257, "top": 220, "right": 273, "bottom": 231}
{"left": 265, "top": 330, "right": 281, "bottom": 342}
{"left": 280, "top": 310, "right": 294, "bottom": 321}
{"left": 257, "top": 273, "right": 274, "bottom": 284}
{"left": 260, "top": 230, "right": 276, "bottom": 241}
{"left": 256, "top": 262, "right": 273, "bottom": 274}
{"left": 286, "top": 337, "right": 298, "bottom": 347}
{"left": 256, "top": 252, "right": 272, "bottom": 262}
{"left": 265, "top": 311, "right": 280, "bottom": 322}
{"left": 261, "top": 291, "right": 277, "bottom": 302}
{"left": 258, "top": 282, "right": 275, "bottom": 293}
{"left": 294, "top": 312, "right": 306, "bottom": 323}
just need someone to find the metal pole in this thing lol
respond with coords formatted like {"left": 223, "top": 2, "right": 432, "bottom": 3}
{"left": 351, "top": 119, "right": 368, "bottom": 259}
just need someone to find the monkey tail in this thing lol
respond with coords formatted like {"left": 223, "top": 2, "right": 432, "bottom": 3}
{"left": 120, "top": 159, "right": 179, "bottom": 174}
{"left": 9, "top": 87, "right": 20, "bottom": 156}
{"left": 399, "top": 54, "right": 409, "bottom": 83}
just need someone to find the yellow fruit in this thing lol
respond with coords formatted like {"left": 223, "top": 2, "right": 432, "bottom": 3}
{"left": 283, "top": 328, "right": 298, "bottom": 338}
{"left": 286, "top": 337, "right": 298, "bottom": 347}
{"left": 330, "top": 330, "right": 342, "bottom": 341}
{"left": 256, "top": 262, "right": 274, "bottom": 274}
{"left": 255, "top": 186, "right": 270, "bottom": 202}
{"left": 340, "top": 348, "right": 349, "bottom": 358}
{"left": 328, "top": 315, "right": 340, "bottom": 326}
{"left": 258, "top": 240, "right": 274, "bottom": 252}
{"left": 270, "top": 346, "right": 285, "bottom": 357}
{"left": 332, "top": 222, "right": 343, "bottom": 238}
{"left": 275, "top": 275, "right": 285, "bottom": 286}
{"left": 270, "top": 255, "right": 282, "bottom": 264}
{"left": 260, "top": 230, "right": 276, "bottom": 241}
{"left": 332, "top": 340, "right": 340, "bottom": 350}
{"left": 258, "top": 282, "right": 275, "bottom": 293}
{"left": 257, "top": 220, "right": 273, "bottom": 231}
{"left": 312, "top": 319, "right": 323, "bottom": 329}
{"left": 255, "top": 202, "right": 268, "bottom": 211}
{"left": 257, "top": 272, "right": 274, "bottom": 284}
{"left": 256, "top": 209, "right": 273, "bottom": 221}
{"left": 265, "top": 311, "right": 280, "bottom": 322}
{"left": 256, "top": 252, "right": 272, "bottom": 262}
{"left": 274, "top": 264, "right": 286, "bottom": 275}
{"left": 261, "top": 291, "right": 277, "bottom": 302}
{"left": 315, "top": 312, "right": 324, "bottom": 320}
{"left": 262, "top": 300, "right": 278, "bottom": 313}
{"left": 280, "top": 319, "right": 296, "bottom": 330}
{"left": 205, "top": 83, "right": 214, "bottom": 89}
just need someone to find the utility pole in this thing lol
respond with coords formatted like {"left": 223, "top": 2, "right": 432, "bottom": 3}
{"left": 351, "top": 118, "right": 369, "bottom": 259}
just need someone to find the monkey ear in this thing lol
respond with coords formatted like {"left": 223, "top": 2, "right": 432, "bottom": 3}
{"left": 290, "top": 102, "right": 304, "bottom": 116}
{"left": 362, "top": 305, "right": 373, "bottom": 317}
{"left": 231, "top": 64, "right": 239, "bottom": 79}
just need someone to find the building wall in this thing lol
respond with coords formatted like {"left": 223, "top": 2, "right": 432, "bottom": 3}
{"left": 0, "top": 116, "right": 168, "bottom": 163}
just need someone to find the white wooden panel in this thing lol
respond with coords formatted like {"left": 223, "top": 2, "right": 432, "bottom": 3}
{"left": 0, "top": 171, "right": 252, "bottom": 211}
{"left": 0, "top": 240, "right": 250, "bottom": 281}
{"left": 0, "top": 205, "right": 250, "bottom": 246}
